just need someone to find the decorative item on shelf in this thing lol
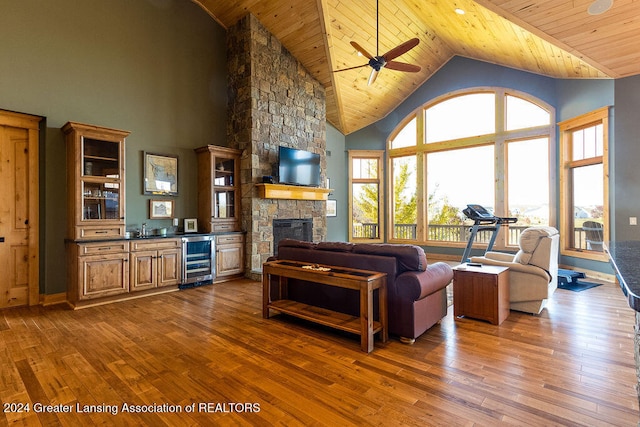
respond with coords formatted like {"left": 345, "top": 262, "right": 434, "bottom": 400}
{"left": 149, "top": 199, "right": 174, "bottom": 219}
{"left": 184, "top": 218, "right": 198, "bottom": 233}
{"left": 143, "top": 152, "right": 178, "bottom": 196}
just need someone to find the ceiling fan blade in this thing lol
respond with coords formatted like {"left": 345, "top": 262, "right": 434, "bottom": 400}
{"left": 333, "top": 64, "right": 369, "bottom": 73}
{"left": 368, "top": 69, "right": 379, "bottom": 86}
{"left": 385, "top": 61, "right": 421, "bottom": 73}
{"left": 382, "top": 38, "right": 420, "bottom": 62}
{"left": 350, "top": 41, "right": 373, "bottom": 60}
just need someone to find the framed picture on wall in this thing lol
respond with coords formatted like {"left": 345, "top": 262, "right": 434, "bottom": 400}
{"left": 326, "top": 199, "right": 337, "bottom": 217}
{"left": 144, "top": 152, "right": 178, "bottom": 196}
{"left": 184, "top": 218, "right": 198, "bottom": 233}
{"left": 149, "top": 199, "right": 174, "bottom": 219}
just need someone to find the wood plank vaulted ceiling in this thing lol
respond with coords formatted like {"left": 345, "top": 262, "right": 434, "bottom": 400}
{"left": 193, "top": 0, "right": 638, "bottom": 135}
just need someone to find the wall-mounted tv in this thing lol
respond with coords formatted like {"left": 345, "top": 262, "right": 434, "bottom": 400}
{"left": 278, "top": 146, "right": 321, "bottom": 187}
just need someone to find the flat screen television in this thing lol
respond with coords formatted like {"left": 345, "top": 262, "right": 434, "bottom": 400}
{"left": 278, "top": 146, "right": 321, "bottom": 187}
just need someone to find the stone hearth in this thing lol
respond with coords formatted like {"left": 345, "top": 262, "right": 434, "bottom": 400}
{"left": 226, "top": 14, "right": 327, "bottom": 279}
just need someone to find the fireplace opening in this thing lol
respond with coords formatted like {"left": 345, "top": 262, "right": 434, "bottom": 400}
{"left": 273, "top": 219, "right": 312, "bottom": 256}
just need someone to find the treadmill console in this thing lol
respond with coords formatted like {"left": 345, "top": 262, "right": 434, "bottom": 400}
{"left": 463, "top": 204, "right": 495, "bottom": 220}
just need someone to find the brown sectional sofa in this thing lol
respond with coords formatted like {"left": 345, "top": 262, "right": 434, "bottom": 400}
{"left": 270, "top": 239, "right": 454, "bottom": 343}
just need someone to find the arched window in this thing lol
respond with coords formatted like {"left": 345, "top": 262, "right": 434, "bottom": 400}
{"left": 387, "top": 88, "right": 555, "bottom": 250}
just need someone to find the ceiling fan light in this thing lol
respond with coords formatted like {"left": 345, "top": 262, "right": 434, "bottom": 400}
{"left": 588, "top": 0, "right": 613, "bottom": 15}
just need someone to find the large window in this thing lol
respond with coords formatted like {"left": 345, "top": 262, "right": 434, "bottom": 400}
{"left": 349, "top": 151, "right": 384, "bottom": 242}
{"left": 559, "top": 107, "right": 609, "bottom": 260}
{"left": 506, "top": 137, "right": 550, "bottom": 245}
{"left": 387, "top": 88, "right": 554, "bottom": 249}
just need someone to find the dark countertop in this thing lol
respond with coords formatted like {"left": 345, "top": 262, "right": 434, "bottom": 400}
{"left": 604, "top": 241, "right": 640, "bottom": 312}
{"left": 65, "top": 231, "right": 243, "bottom": 244}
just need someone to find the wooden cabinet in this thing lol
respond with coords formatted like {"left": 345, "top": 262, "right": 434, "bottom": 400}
{"left": 130, "top": 238, "right": 182, "bottom": 291}
{"left": 195, "top": 145, "right": 242, "bottom": 233}
{"left": 453, "top": 265, "right": 510, "bottom": 325}
{"left": 215, "top": 233, "right": 244, "bottom": 279}
{"left": 67, "top": 241, "right": 130, "bottom": 304}
{"left": 63, "top": 122, "right": 129, "bottom": 240}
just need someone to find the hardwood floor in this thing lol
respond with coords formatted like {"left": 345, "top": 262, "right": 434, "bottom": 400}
{"left": 1, "top": 278, "right": 637, "bottom": 426}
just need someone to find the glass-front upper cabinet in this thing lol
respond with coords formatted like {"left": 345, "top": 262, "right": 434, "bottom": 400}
{"left": 82, "top": 138, "right": 121, "bottom": 221}
{"left": 195, "top": 145, "right": 242, "bottom": 232}
{"left": 214, "top": 157, "right": 235, "bottom": 219}
{"left": 63, "top": 122, "right": 130, "bottom": 240}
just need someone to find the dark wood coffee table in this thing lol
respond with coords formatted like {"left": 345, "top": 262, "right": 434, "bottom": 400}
{"left": 262, "top": 260, "right": 388, "bottom": 353}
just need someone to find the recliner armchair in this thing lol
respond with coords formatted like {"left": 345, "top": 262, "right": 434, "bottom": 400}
{"left": 470, "top": 226, "right": 559, "bottom": 314}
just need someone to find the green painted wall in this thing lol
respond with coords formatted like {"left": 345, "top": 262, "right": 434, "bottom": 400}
{"left": 0, "top": 0, "right": 227, "bottom": 294}
{"left": 325, "top": 123, "right": 347, "bottom": 241}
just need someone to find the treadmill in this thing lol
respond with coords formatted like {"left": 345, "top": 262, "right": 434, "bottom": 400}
{"left": 460, "top": 204, "right": 517, "bottom": 263}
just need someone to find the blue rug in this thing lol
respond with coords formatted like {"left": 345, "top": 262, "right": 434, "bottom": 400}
{"left": 557, "top": 280, "right": 602, "bottom": 292}
{"left": 557, "top": 268, "right": 586, "bottom": 285}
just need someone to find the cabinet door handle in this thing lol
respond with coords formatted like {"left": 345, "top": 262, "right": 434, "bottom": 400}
{"left": 98, "top": 247, "right": 112, "bottom": 251}
{"left": 0, "top": 237, "right": 4, "bottom": 243}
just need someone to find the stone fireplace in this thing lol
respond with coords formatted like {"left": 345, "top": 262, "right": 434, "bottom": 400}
{"left": 226, "top": 14, "right": 327, "bottom": 279}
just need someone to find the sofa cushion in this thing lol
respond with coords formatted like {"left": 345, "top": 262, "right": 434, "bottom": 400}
{"left": 353, "top": 243, "right": 427, "bottom": 272}
{"left": 278, "top": 238, "right": 316, "bottom": 250}
{"left": 316, "top": 241, "right": 355, "bottom": 252}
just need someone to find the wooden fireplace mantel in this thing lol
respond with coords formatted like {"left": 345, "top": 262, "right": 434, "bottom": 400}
{"left": 256, "top": 183, "right": 332, "bottom": 201}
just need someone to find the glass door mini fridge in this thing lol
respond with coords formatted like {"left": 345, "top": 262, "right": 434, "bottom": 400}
{"left": 181, "top": 235, "right": 215, "bottom": 287}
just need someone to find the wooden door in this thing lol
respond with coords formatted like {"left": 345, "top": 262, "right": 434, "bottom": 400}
{"left": 130, "top": 251, "right": 157, "bottom": 291}
{"left": 158, "top": 248, "right": 181, "bottom": 287}
{"left": 80, "top": 253, "right": 129, "bottom": 299}
{"left": 217, "top": 243, "right": 243, "bottom": 277}
{"left": 0, "top": 112, "right": 39, "bottom": 308}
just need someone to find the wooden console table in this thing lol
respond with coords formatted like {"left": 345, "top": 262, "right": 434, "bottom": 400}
{"left": 262, "top": 260, "right": 388, "bottom": 353}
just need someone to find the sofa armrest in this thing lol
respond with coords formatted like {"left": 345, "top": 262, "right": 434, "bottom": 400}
{"left": 395, "top": 262, "right": 453, "bottom": 301}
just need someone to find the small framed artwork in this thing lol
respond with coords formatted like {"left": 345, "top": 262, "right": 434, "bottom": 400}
{"left": 144, "top": 152, "right": 178, "bottom": 196}
{"left": 326, "top": 199, "right": 337, "bottom": 217}
{"left": 184, "top": 218, "right": 198, "bottom": 233}
{"left": 149, "top": 199, "right": 174, "bottom": 219}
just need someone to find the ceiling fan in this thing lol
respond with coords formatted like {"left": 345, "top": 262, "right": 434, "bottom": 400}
{"left": 334, "top": 0, "right": 421, "bottom": 85}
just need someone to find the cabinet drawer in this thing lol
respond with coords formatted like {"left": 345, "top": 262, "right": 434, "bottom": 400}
{"left": 130, "top": 238, "right": 181, "bottom": 252}
{"left": 212, "top": 223, "right": 236, "bottom": 232}
{"left": 79, "top": 241, "right": 129, "bottom": 255}
{"left": 216, "top": 234, "right": 243, "bottom": 245}
{"left": 79, "top": 226, "right": 125, "bottom": 240}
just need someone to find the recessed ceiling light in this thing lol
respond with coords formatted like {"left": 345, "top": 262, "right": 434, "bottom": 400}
{"left": 455, "top": 8, "right": 465, "bottom": 15}
{"left": 588, "top": 0, "right": 613, "bottom": 15}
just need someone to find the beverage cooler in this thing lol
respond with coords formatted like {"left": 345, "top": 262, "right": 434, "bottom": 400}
{"left": 181, "top": 235, "right": 215, "bottom": 287}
